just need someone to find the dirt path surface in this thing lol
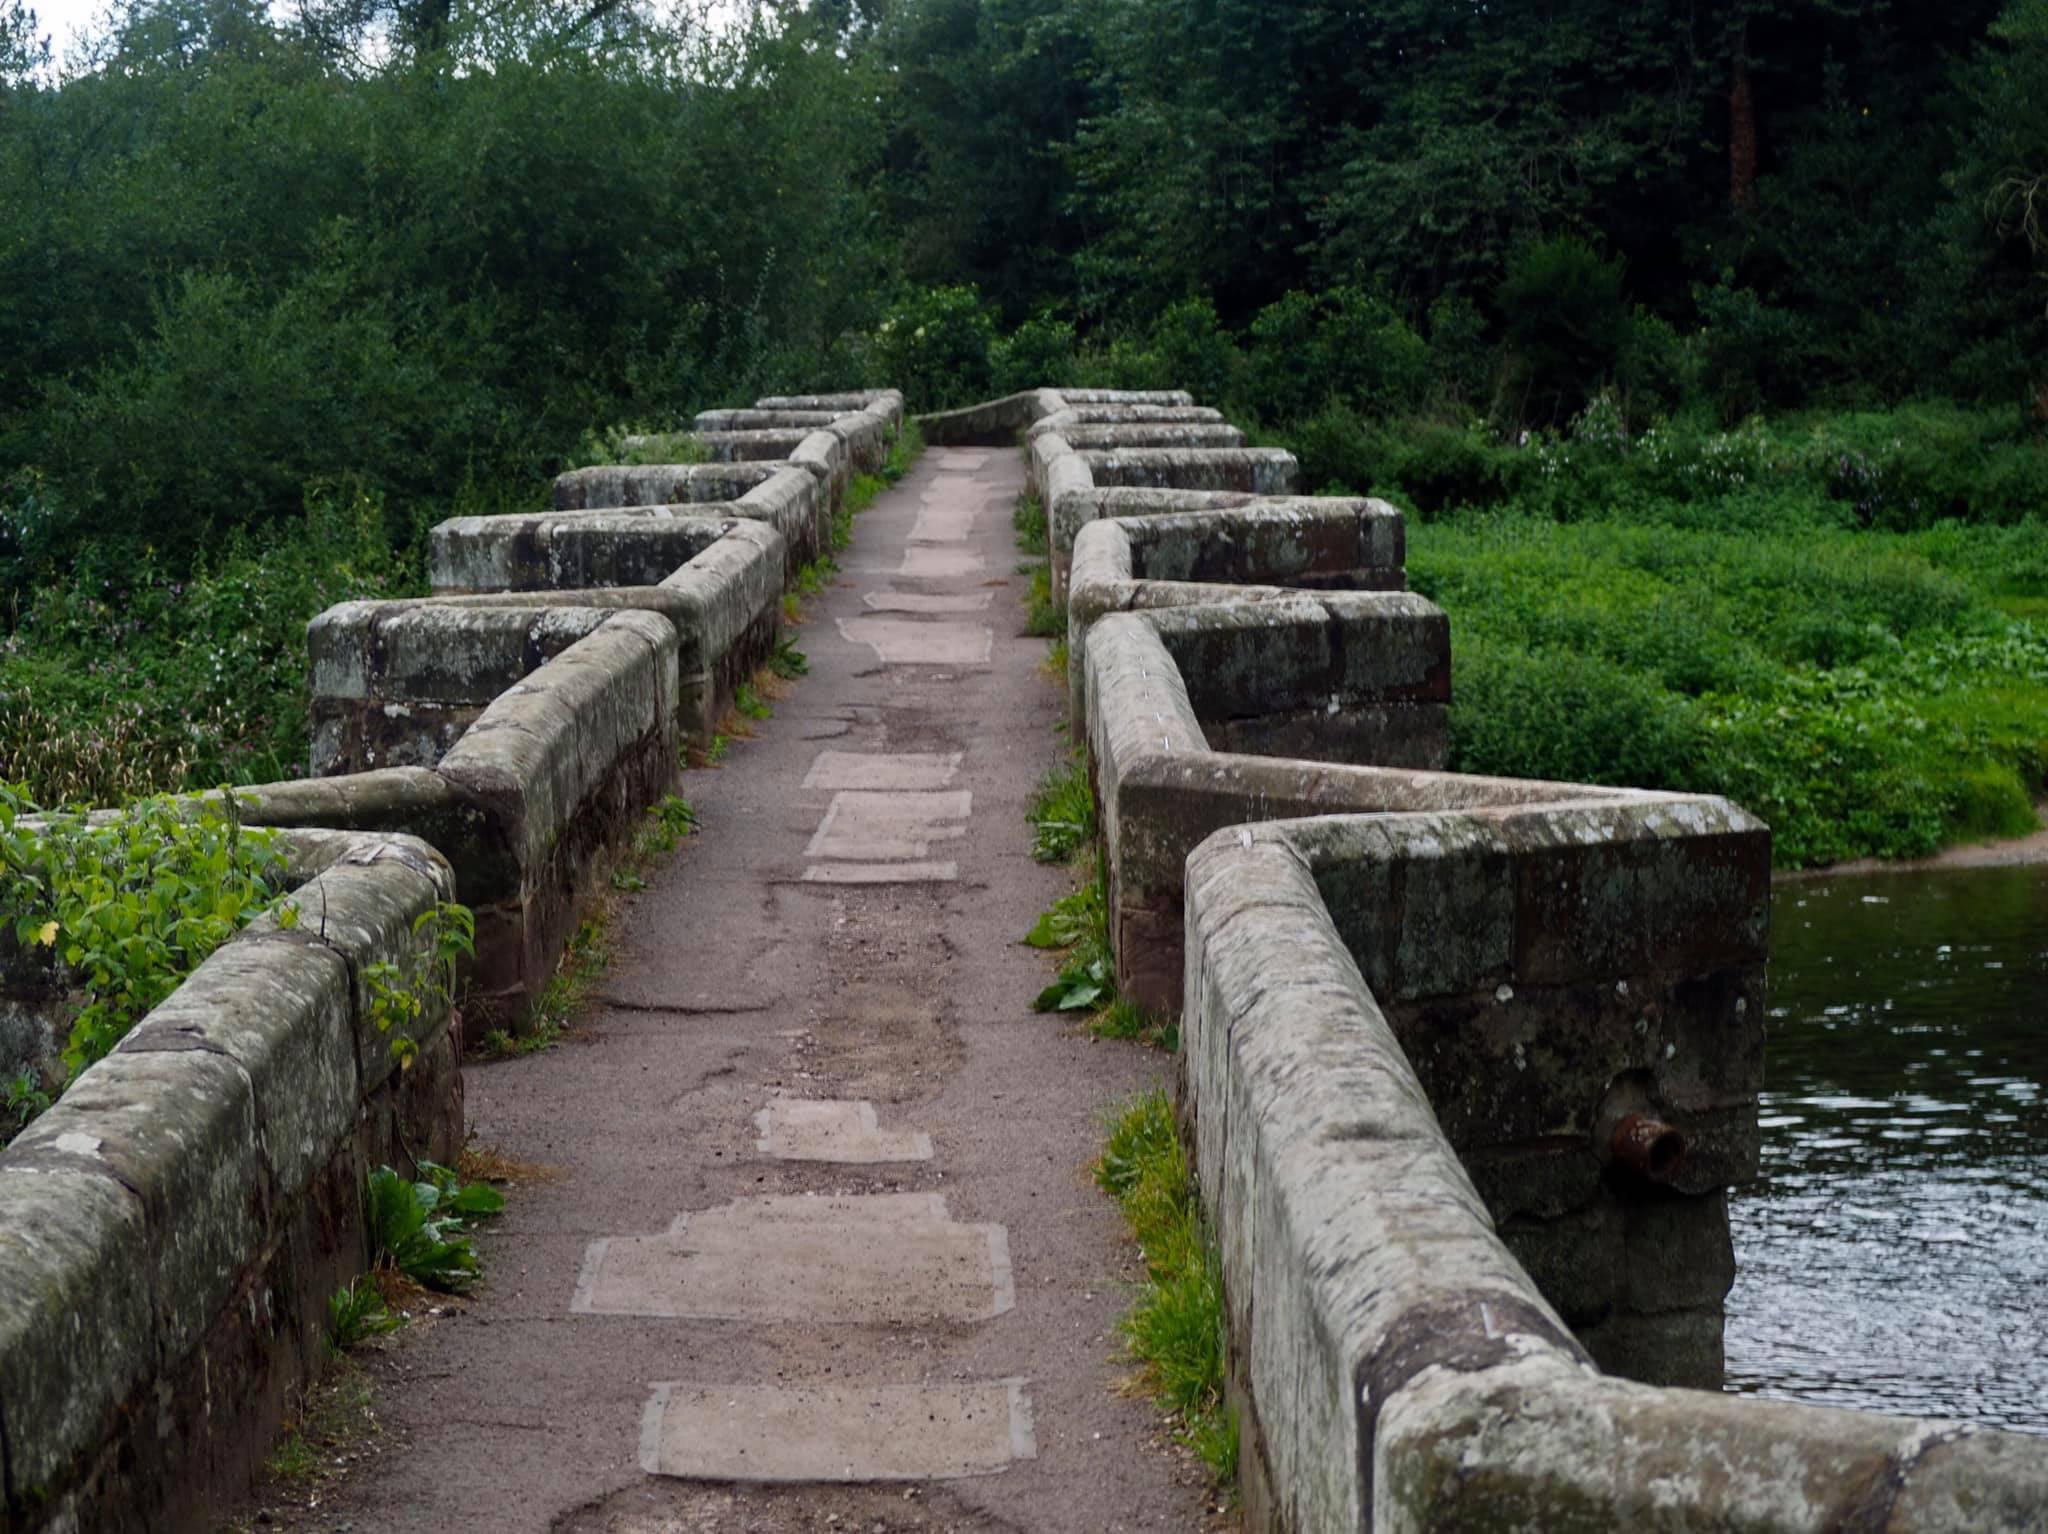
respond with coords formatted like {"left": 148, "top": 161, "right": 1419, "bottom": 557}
{"left": 241, "top": 447, "right": 1213, "bottom": 1532}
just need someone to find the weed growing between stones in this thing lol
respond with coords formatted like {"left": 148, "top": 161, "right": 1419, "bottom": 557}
{"left": 1014, "top": 490, "right": 1049, "bottom": 557}
{"left": 252, "top": 1357, "right": 379, "bottom": 1507}
{"left": 1028, "top": 755, "right": 1095, "bottom": 863}
{"left": 1097, "top": 1089, "right": 1237, "bottom": 1489}
{"left": 736, "top": 681, "right": 772, "bottom": 721}
{"left": 1025, "top": 564, "right": 1063, "bottom": 639}
{"left": 476, "top": 794, "right": 697, "bottom": 1059}
{"left": 365, "top": 1160, "right": 505, "bottom": 1293}
{"left": 1026, "top": 871, "right": 1115, "bottom": 1012}
{"left": 1089, "top": 999, "right": 1178, "bottom": 1052}
{"left": 769, "top": 634, "right": 809, "bottom": 678}
{"left": 326, "top": 1277, "right": 402, "bottom": 1353}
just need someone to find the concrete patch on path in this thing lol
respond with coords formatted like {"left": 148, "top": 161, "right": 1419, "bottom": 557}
{"left": 912, "top": 503, "right": 978, "bottom": 542}
{"left": 639, "top": 1379, "right": 1036, "bottom": 1482}
{"left": 800, "top": 860, "right": 958, "bottom": 884}
{"left": 803, "top": 750, "right": 963, "bottom": 791}
{"left": 896, "top": 545, "right": 988, "bottom": 581}
{"left": 806, "top": 789, "right": 972, "bottom": 860}
{"left": 862, "top": 590, "right": 994, "bottom": 614}
{"left": 838, "top": 615, "right": 993, "bottom": 665}
{"left": 572, "top": 1192, "right": 1014, "bottom": 1324}
{"left": 754, "top": 1096, "right": 934, "bottom": 1162}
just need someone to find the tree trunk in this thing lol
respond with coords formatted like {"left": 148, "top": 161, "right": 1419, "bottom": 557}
{"left": 1730, "top": 25, "right": 1757, "bottom": 210}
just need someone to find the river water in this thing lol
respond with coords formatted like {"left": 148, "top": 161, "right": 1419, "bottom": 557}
{"left": 1724, "top": 864, "right": 2048, "bottom": 1430}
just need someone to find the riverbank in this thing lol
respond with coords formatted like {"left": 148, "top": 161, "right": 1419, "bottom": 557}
{"left": 1776, "top": 801, "right": 2048, "bottom": 880}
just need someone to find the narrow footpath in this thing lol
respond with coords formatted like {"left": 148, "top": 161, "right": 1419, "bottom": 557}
{"left": 272, "top": 446, "right": 1213, "bottom": 1531}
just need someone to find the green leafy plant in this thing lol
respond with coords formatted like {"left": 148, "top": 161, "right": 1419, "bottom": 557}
{"left": 1027, "top": 758, "right": 1095, "bottom": 863}
{"left": 364, "top": 1161, "right": 504, "bottom": 1294}
{"left": 1026, "top": 877, "right": 1116, "bottom": 1012}
{"left": 4, "top": 1069, "right": 51, "bottom": 1139}
{"left": 359, "top": 902, "right": 475, "bottom": 1072}
{"left": 769, "top": 635, "right": 809, "bottom": 679}
{"left": 326, "top": 1277, "right": 403, "bottom": 1352}
{"left": 735, "top": 682, "right": 771, "bottom": 721}
{"left": 1014, "top": 491, "right": 1049, "bottom": 557}
{"left": 0, "top": 786, "right": 287, "bottom": 1080}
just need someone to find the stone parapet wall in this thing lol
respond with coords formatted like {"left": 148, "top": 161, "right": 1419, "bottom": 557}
{"left": 0, "top": 386, "right": 904, "bottom": 1533}
{"left": 918, "top": 380, "right": 2048, "bottom": 1528}
{"left": 0, "top": 829, "right": 464, "bottom": 1533}
{"left": 1184, "top": 825, "right": 2048, "bottom": 1534}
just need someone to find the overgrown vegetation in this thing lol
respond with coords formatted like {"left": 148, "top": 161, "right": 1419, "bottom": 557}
{"left": 0, "top": 787, "right": 286, "bottom": 1121}
{"left": 1097, "top": 1089, "right": 1236, "bottom": 1486}
{"left": 364, "top": 1160, "right": 505, "bottom": 1294}
{"left": 1027, "top": 756, "right": 1094, "bottom": 863}
{"left": 5, "top": 0, "right": 2044, "bottom": 863}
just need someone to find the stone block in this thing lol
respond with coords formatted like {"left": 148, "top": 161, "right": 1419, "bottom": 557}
{"left": 7, "top": 1049, "right": 262, "bottom": 1364}
{"left": 119, "top": 935, "right": 357, "bottom": 1203}
{"left": 0, "top": 1166, "right": 153, "bottom": 1507}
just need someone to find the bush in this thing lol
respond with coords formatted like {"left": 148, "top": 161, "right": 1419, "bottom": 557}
{"left": 991, "top": 312, "right": 1077, "bottom": 394}
{"left": 1147, "top": 296, "right": 1240, "bottom": 407}
{"left": 1245, "top": 286, "right": 1428, "bottom": 423}
{"left": 1496, "top": 237, "right": 1632, "bottom": 425}
{"left": 1694, "top": 281, "right": 1816, "bottom": 424}
{"left": 874, "top": 285, "right": 998, "bottom": 411}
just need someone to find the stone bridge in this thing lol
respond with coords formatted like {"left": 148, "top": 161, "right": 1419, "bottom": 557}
{"left": 0, "top": 385, "right": 2042, "bottom": 1531}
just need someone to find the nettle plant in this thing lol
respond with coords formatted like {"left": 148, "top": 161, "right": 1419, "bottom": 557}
{"left": 0, "top": 784, "right": 286, "bottom": 1081}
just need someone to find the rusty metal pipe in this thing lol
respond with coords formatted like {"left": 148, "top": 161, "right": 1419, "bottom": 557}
{"left": 1610, "top": 1113, "right": 1686, "bottom": 1183}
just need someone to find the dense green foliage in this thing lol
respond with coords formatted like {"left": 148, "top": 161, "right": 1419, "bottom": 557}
{"left": 3, "top": 0, "right": 2044, "bottom": 864}
{"left": 0, "top": 785, "right": 286, "bottom": 1089}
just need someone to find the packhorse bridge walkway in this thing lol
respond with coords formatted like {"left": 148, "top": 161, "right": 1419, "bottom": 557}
{"left": 0, "top": 387, "right": 2045, "bottom": 1533}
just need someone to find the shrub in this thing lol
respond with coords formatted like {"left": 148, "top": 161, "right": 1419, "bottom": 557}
{"left": 874, "top": 285, "right": 997, "bottom": 411}
{"left": 1147, "top": 296, "right": 1240, "bottom": 408}
{"left": 1496, "top": 237, "right": 1631, "bottom": 425}
{"left": 991, "top": 313, "right": 1078, "bottom": 395}
{"left": 1245, "top": 286, "right": 1428, "bottom": 423}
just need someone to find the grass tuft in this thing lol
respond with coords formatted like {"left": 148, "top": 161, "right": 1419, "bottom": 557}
{"left": 1028, "top": 755, "right": 1096, "bottom": 863}
{"left": 1097, "top": 1089, "right": 1236, "bottom": 1488}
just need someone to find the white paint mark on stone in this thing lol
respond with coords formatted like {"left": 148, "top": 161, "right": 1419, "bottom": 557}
{"left": 754, "top": 1097, "right": 934, "bottom": 1163}
{"left": 800, "top": 861, "right": 958, "bottom": 884}
{"left": 837, "top": 617, "right": 993, "bottom": 667}
{"left": 571, "top": 1193, "right": 1013, "bottom": 1324}
{"left": 638, "top": 1378, "right": 1035, "bottom": 1482}
{"left": 862, "top": 590, "right": 995, "bottom": 614}
{"left": 803, "top": 751, "right": 962, "bottom": 792}
{"left": 807, "top": 790, "right": 972, "bottom": 861}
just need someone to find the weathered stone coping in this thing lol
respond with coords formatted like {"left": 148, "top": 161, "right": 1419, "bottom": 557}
{"left": 1025, "top": 405, "right": 1226, "bottom": 439}
{"left": 455, "top": 471, "right": 818, "bottom": 584}
{"left": 1183, "top": 825, "right": 2048, "bottom": 1533}
{"left": 753, "top": 388, "right": 905, "bottom": 428}
{"left": 0, "top": 828, "right": 464, "bottom": 1532}
{"left": 1055, "top": 424, "right": 1247, "bottom": 451}
{"left": 1065, "top": 501, "right": 1408, "bottom": 723}
{"left": 916, "top": 387, "right": 1066, "bottom": 446}
{"left": 692, "top": 408, "right": 841, "bottom": 430}
{"left": 552, "top": 461, "right": 783, "bottom": 509}
{"left": 1055, "top": 388, "right": 1195, "bottom": 406}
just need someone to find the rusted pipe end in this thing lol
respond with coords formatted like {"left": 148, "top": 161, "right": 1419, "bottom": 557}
{"left": 1610, "top": 1113, "right": 1686, "bottom": 1183}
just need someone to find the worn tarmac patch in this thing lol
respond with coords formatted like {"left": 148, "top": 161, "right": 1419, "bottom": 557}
{"left": 802, "top": 751, "right": 963, "bottom": 792}
{"left": 754, "top": 1097, "right": 934, "bottom": 1162}
{"left": 572, "top": 1193, "right": 1014, "bottom": 1323}
{"left": 638, "top": 1379, "right": 1036, "bottom": 1483}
